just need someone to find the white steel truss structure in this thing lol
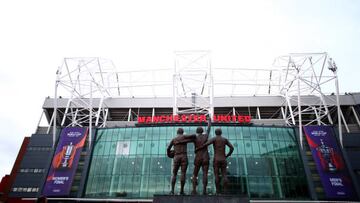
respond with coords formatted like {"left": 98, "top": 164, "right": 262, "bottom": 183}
{"left": 48, "top": 52, "right": 345, "bottom": 147}
{"left": 51, "top": 57, "right": 116, "bottom": 146}
{"left": 173, "top": 51, "right": 214, "bottom": 117}
{"left": 273, "top": 53, "right": 343, "bottom": 148}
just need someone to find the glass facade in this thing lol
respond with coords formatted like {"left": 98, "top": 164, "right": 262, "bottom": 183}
{"left": 85, "top": 126, "right": 309, "bottom": 199}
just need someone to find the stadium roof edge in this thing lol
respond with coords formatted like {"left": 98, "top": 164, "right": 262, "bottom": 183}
{"left": 42, "top": 93, "right": 360, "bottom": 109}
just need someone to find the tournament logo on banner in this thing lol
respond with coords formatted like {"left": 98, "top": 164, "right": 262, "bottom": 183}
{"left": 43, "top": 127, "right": 88, "bottom": 196}
{"left": 303, "top": 126, "right": 355, "bottom": 199}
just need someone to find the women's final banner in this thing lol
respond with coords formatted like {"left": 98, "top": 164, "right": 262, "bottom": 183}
{"left": 303, "top": 126, "right": 355, "bottom": 199}
{"left": 43, "top": 127, "right": 88, "bottom": 196}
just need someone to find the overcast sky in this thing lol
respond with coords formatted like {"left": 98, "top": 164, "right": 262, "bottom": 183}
{"left": 0, "top": 0, "right": 360, "bottom": 178}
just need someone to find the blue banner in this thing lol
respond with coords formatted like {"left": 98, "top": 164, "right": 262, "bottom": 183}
{"left": 303, "top": 126, "right": 355, "bottom": 199}
{"left": 43, "top": 127, "right": 88, "bottom": 196}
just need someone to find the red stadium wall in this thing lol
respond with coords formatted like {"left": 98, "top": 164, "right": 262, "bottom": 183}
{"left": 0, "top": 137, "right": 30, "bottom": 202}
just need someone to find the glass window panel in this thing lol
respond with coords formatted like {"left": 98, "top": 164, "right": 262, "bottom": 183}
{"left": 159, "top": 127, "right": 167, "bottom": 140}
{"left": 166, "top": 126, "right": 174, "bottom": 140}
{"left": 259, "top": 141, "right": 268, "bottom": 155}
{"left": 94, "top": 143, "right": 104, "bottom": 156}
{"left": 270, "top": 127, "right": 279, "bottom": 140}
{"left": 159, "top": 140, "right": 167, "bottom": 156}
{"left": 256, "top": 127, "right": 266, "bottom": 139}
{"left": 152, "top": 127, "right": 160, "bottom": 140}
{"left": 249, "top": 127, "right": 257, "bottom": 140}
{"left": 125, "top": 128, "right": 132, "bottom": 140}
{"left": 110, "top": 129, "right": 117, "bottom": 142}
{"left": 237, "top": 157, "right": 246, "bottom": 175}
{"left": 145, "top": 127, "right": 152, "bottom": 140}
{"left": 137, "top": 140, "right": 145, "bottom": 154}
{"left": 133, "top": 157, "right": 143, "bottom": 175}
{"left": 243, "top": 127, "right": 251, "bottom": 139}
{"left": 140, "top": 175, "right": 149, "bottom": 198}
{"left": 277, "top": 128, "right": 286, "bottom": 141}
{"left": 235, "top": 140, "right": 244, "bottom": 155}
{"left": 129, "top": 140, "right": 137, "bottom": 155}
{"left": 104, "top": 141, "right": 111, "bottom": 155}
{"left": 251, "top": 141, "right": 260, "bottom": 155}
{"left": 137, "top": 128, "right": 145, "bottom": 140}
{"left": 109, "top": 142, "right": 117, "bottom": 156}
{"left": 132, "top": 175, "right": 141, "bottom": 197}
{"left": 109, "top": 175, "right": 119, "bottom": 196}
{"left": 244, "top": 141, "right": 252, "bottom": 155}
{"left": 227, "top": 157, "right": 237, "bottom": 175}
{"left": 100, "top": 158, "right": 108, "bottom": 175}
{"left": 104, "top": 129, "right": 111, "bottom": 142}
{"left": 118, "top": 128, "right": 126, "bottom": 140}
{"left": 143, "top": 157, "right": 151, "bottom": 174}
{"left": 150, "top": 140, "right": 159, "bottom": 155}
{"left": 227, "top": 126, "right": 236, "bottom": 139}
{"left": 144, "top": 140, "right": 152, "bottom": 155}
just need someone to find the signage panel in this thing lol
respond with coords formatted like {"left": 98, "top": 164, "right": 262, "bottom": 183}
{"left": 303, "top": 126, "right": 355, "bottom": 199}
{"left": 137, "top": 114, "right": 251, "bottom": 124}
{"left": 43, "top": 127, "right": 88, "bottom": 196}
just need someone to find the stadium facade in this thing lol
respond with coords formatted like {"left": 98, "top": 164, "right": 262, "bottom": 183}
{"left": 1, "top": 52, "right": 360, "bottom": 202}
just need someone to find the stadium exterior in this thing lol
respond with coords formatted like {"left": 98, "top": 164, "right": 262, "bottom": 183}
{"left": 1, "top": 52, "right": 360, "bottom": 202}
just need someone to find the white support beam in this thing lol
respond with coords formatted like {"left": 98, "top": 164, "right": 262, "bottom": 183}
{"left": 128, "top": 108, "right": 132, "bottom": 122}
{"left": 340, "top": 108, "right": 350, "bottom": 133}
{"left": 351, "top": 106, "right": 360, "bottom": 128}
{"left": 61, "top": 99, "right": 72, "bottom": 126}
{"left": 95, "top": 97, "right": 104, "bottom": 126}
{"left": 36, "top": 110, "right": 45, "bottom": 133}
{"left": 312, "top": 107, "right": 321, "bottom": 125}
{"left": 285, "top": 95, "right": 296, "bottom": 125}
{"left": 173, "top": 74, "right": 177, "bottom": 115}
{"left": 280, "top": 107, "right": 286, "bottom": 120}
{"left": 152, "top": 108, "right": 155, "bottom": 122}
{"left": 89, "top": 82, "right": 93, "bottom": 149}
{"left": 53, "top": 69, "right": 60, "bottom": 148}
{"left": 47, "top": 110, "right": 55, "bottom": 134}
{"left": 297, "top": 73, "right": 303, "bottom": 149}
{"left": 103, "top": 108, "right": 109, "bottom": 127}
{"left": 210, "top": 74, "right": 214, "bottom": 120}
{"left": 73, "top": 109, "right": 79, "bottom": 127}
{"left": 334, "top": 73, "right": 343, "bottom": 146}
{"left": 256, "top": 107, "right": 261, "bottom": 120}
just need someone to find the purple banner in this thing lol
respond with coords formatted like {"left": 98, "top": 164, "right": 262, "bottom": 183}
{"left": 304, "top": 126, "right": 355, "bottom": 199}
{"left": 43, "top": 127, "right": 88, "bottom": 196}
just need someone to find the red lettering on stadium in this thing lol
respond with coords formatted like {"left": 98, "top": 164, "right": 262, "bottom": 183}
{"left": 137, "top": 114, "right": 251, "bottom": 124}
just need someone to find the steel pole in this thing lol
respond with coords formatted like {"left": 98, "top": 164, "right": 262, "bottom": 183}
{"left": 89, "top": 81, "right": 92, "bottom": 149}
{"left": 297, "top": 73, "right": 303, "bottom": 149}
{"left": 335, "top": 71, "right": 343, "bottom": 147}
{"left": 53, "top": 81, "right": 58, "bottom": 148}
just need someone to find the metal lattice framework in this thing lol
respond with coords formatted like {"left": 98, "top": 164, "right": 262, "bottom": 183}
{"left": 273, "top": 53, "right": 343, "bottom": 147}
{"left": 55, "top": 57, "right": 115, "bottom": 127}
{"left": 173, "top": 51, "right": 214, "bottom": 117}
{"left": 51, "top": 57, "right": 116, "bottom": 146}
{"left": 48, "top": 52, "right": 344, "bottom": 148}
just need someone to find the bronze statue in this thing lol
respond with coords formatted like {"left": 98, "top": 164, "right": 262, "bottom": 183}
{"left": 190, "top": 123, "right": 211, "bottom": 195}
{"left": 196, "top": 128, "right": 234, "bottom": 194}
{"left": 167, "top": 128, "right": 195, "bottom": 195}
{"left": 172, "top": 122, "right": 211, "bottom": 195}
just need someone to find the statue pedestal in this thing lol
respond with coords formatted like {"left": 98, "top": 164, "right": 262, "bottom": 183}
{"left": 153, "top": 194, "right": 249, "bottom": 203}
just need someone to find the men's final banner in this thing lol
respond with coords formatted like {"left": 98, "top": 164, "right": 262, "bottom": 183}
{"left": 303, "top": 126, "right": 355, "bottom": 199}
{"left": 43, "top": 127, "right": 88, "bottom": 196}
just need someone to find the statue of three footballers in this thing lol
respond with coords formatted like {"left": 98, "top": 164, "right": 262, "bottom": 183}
{"left": 166, "top": 122, "right": 234, "bottom": 195}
